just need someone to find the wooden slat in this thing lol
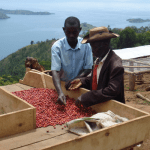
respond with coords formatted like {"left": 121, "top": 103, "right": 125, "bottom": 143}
{"left": 15, "top": 83, "right": 34, "bottom": 90}
{"left": 0, "top": 108, "right": 35, "bottom": 138}
{"left": 91, "top": 100, "right": 149, "bottom": 120}
{"left": 13, "top": 133, "right": 78, "bottom": 150}
{"left": 0, "top": 87, "right": 31, "bottom": 113}
{"left": 124, "top": 66, "right": 150, "bottom": 68}
{"left": 19, "top": 71, "right": 45, "bottom": 88}
{"left": 44, "top": 73, "right": 89, "bottom": 100}
{"left": 42, "top": 115, "right": 150, "bottom": 150}
{"left": 122, "top": 59, "right": 150, "bottom": 66}
{"left": 1, "top": 84, "right": 24, "bottom": 93}
{"left": 0, "top": 125, "right": 74, "bottom": 150}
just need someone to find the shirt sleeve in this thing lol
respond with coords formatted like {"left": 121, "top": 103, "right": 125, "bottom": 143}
{"left": 51, "top": 43, "right": 61, "bottom": 71}
{"left": 83, "top": 43, "right": 93, "bottom": 69}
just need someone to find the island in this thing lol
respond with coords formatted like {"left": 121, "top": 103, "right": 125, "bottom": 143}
{"left": 127, "top": 18, "right": 150, "bottom": 23}
{"left": 0, "top": 8, "right": 53, "bottom": 15}
{"left": 0, "top": 12, "right": 10, "bottom": 19}
{"left": 80, "top": 22, "right": 96, "bottom": 32}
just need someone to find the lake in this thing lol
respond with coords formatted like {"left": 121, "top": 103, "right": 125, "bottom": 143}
{"left": 1, "top": 0, "right": 150, "bottom": 60}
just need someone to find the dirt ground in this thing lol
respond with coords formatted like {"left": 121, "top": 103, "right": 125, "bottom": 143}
{"left": 124, "top": 73, "right": 150, "bottom": 150}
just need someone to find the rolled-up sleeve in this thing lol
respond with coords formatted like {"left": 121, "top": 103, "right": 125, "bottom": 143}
{"left": 83, "top": 44, "right": 93, "bottom": 69}
{"left": 51, "top": 44, "right": 61, "bottom": 71}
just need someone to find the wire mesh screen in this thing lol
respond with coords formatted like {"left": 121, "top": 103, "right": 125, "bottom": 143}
{"left": 122, "top": 56, "right": 150, "bottom": 72}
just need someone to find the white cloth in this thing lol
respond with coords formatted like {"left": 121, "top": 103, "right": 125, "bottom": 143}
{"left": 95, "top": 50, "right": 110, "bottom": 83}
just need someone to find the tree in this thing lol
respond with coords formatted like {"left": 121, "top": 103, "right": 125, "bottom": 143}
{"left": 117, "top": 27, "right": 137, "bottom": 49}
{"left": 31, "top": 41, "right": 34, "bottom": 45}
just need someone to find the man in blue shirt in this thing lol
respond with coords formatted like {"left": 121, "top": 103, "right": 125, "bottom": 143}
{"left": 51, "top": 16, "right": 93, "bottom": 105}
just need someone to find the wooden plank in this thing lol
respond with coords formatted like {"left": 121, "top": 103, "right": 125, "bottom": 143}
{"left": 129, "top": 74, "right": 136, "bottom": 91}
{"left": 1, "top": 84, "right": 24, "bottom": 93}
{"left": 15, "top": 83, "right": 34, "bottom": 90}
{"left": 19, "top": 71, "right": 45, "bottom": 88}
{"left": 129, "top": 61, "right": 134, "bottom": 72}
{"left": 123, "top": 59, "right": 150, "bottom": 66}
{"left": 42, "top": 115, "right": 150, "bottom": 150}
{"left": 124, "top": 66, "right": 150, "bottom": 68}
{"left": 0, "top": 125, "right": 73, "bottom": 150}
{"left": 134, "top": 70, "right": 150, "bottom": 74}
{"left": 44, "top": 73, "right": 89, "bottom": 100}
{"left": 124, "top": 70, "right": 134, "bottom": 74}
{"left": 13, "top": 133, "right": 78, "bottom": 150}
{"left": 91, "top": 100, "right": 149, "bottom": 120}
{"left": 0, "top": 87, "right": 31, "bottom": 113}
{"left": 0, "top": 108, "right": 35, "bottom": 138}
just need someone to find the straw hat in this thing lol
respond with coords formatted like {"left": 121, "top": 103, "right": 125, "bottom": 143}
{"left": 81, "top": 26, "right": 119, "bottom": 44}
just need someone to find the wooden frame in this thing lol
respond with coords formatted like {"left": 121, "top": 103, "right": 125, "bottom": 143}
{"left": 18, "top": 69, "right": 150, "bottom": 150}
{"left": 41, "top": 102, "right": 150, "bottom": 150}
{"left": 122, "top": 58, "right": 150, "bottom": 91}
{"left": 0, "top": 87, "right": 36, "bottom": 138}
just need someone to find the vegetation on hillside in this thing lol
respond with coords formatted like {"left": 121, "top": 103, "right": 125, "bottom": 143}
{"left": 0, "top": 12, "right": 9, "bottom": 19}
{"left": 0, "top": 75, "right": 19, "bottom": 86}
{"left": 0, "top": 39, "right": 56, "bottom": 81}
{"left": 80, "top": 22, "right": 96, "bottom": 32}
{"left": 0, "top": 9, "right": 52, "bottom": 15}
{"left": 109, "top": 26, "right": 150, "bottom": 49}
{"left": 127, "top": 18, "right": 150, "bottom": 23}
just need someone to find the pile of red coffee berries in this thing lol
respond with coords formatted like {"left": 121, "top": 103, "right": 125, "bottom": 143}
{"left": 12, "top": 88, "right": 96, "bottom": 128}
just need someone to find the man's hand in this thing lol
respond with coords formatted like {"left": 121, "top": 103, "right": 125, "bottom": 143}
{"left": 75, "top": 96, "right": 82, "bottom": 107}
{"left": 57, "top": 93, "right": 66, "bottom": 105}
{"left": 69, "top": 79, "right": 82, "bottom": 90}
{"left": 65, "top": 80, "right": 72, "bottom": 90}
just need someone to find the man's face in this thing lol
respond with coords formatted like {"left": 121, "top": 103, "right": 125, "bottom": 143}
{"left": 63, "top": 25, "right": 81, "bottom": 43}
{"left": 90, "top": 40, "right": 110, "bottom": 58}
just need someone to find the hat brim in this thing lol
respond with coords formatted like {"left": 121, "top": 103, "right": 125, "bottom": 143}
{"left": 81, "top": 32, "right": 119, "bottom": 44}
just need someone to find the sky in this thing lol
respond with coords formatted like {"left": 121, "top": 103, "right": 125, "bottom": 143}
{"left": 1, "top": 0, "right": 150, "bottom": 12}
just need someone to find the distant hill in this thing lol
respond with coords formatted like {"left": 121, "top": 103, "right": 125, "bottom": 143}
{"left": 0, "top": 12, "right": 9, "bottom": 19}
{"left": 0, "top": 8, "right": 53, "bottom": 15}
{"left": 0, "top": 39, "right": 56, "bottom": 79}
{"left": 127, "top": 18, "right": 150, "bottom": 23}
{"left": 80, "top": 22, "right": 96, "bottom": 32}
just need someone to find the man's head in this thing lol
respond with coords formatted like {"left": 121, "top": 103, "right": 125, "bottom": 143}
{"left": 90, "top": 39, "right": 110, "bottom": 58}
{"left": 63, "top": 16, "right": 81, "bottom": 44}
{"left": 81, "top": 26, "right": 119, "bottom": 58}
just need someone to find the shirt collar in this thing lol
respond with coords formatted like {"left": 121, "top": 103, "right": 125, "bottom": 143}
{"left": 65, "top": 37, "right": 81, "bottom": 51}
{"left": 101, "top": 49, "right": 110, "bottom": 63}
{"left": 95, "top": 49, "right": 110, "bottom": 64}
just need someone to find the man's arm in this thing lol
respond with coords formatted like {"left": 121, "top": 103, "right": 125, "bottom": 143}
{"left": 79, "top": 66, "right": 124, "bottom": 107}
{"left": 65, "top": 69, "right": 91, "bottom": 90}
{"left": 52, "top": 70, "right": 66, "bottom": 105}
{"left": 77, "top": 69, "right": 92, "bottom": 77}
{"left": 51, "top": 42, "right": 66, "bottom": 105}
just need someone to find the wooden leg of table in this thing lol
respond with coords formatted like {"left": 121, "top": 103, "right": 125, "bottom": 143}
{"left": 129, "top": 74, "right": 136, "bottom": 91}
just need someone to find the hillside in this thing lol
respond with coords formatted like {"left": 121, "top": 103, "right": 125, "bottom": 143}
{"left": 127, "top": 18, "right": 150, "bottom": 23}
{"left": 0, "top": 12, "right": 9, "bottom": 19}
{"left": 0, "top": 39, "right": 56, "bottom": 79}
{"left": 80, "top": 22, "right": 96, "bottom": 32}
{"left": 0, "top": 9, "right": 53, "bottom": 15}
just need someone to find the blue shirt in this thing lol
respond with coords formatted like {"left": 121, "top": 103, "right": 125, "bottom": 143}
{"left": 51, "top": 37, "right": 93, "bottom": 82}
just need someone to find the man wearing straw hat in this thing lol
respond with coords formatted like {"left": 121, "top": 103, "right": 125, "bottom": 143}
{"left": 69, "top": 26, "right": 125, "bottom": 107}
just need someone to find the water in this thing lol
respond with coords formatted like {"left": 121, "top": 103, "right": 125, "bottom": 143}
{"left": 1, "top": 0, "right": 150, "bottom": 60}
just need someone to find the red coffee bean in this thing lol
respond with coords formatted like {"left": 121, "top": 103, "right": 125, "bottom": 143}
{"left": 12, "top": 88, "right": 96, "bottom": 128}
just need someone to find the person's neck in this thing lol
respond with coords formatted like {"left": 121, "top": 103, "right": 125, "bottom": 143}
{"left": 68, "top": 40, "right": 78, "bottom": 49}
{"left": 98, "top": 49, "right": 110, "bottom": 61}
